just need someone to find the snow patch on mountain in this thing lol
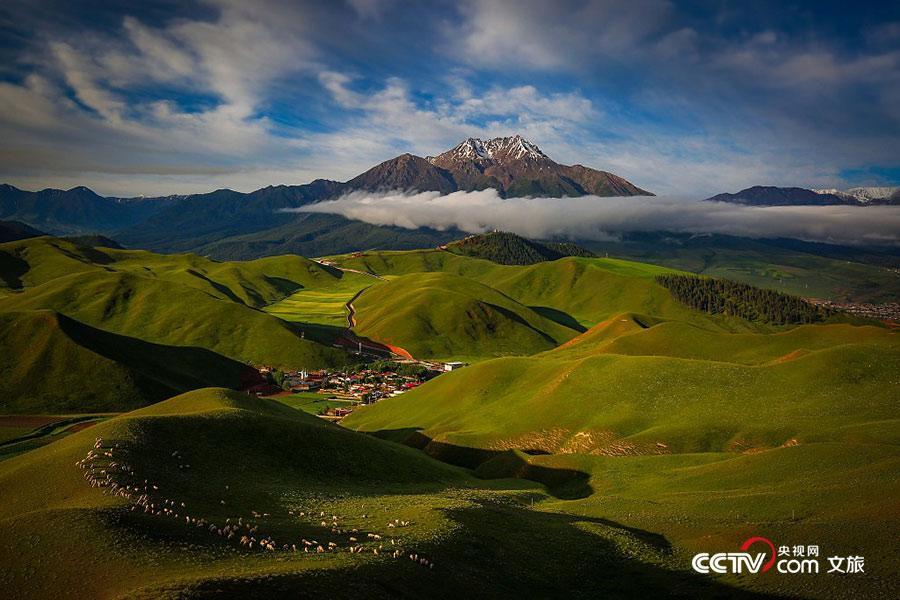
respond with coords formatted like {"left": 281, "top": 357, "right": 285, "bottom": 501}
{"left": 428, "top": 135, "right": 548, "bottom": 164}
{"left": 813, "top": 186, "right": 899, "bottom": 204}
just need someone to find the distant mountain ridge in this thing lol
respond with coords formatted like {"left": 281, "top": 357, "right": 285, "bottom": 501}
{"left": 0, "top": 134, "right": 652, "bottom": 256}
{"left": 812, "top": 186, "right": 900, "bottom": 204}
{"left": 0, "top": 219, "right": 44, "bottom": 243}
{"left": 706, "top": 185, "right": 899, "bottom": 206}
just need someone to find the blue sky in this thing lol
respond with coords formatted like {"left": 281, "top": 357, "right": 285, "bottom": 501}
{"left": 0, "top": 0, "right": 898, "bottom": 196}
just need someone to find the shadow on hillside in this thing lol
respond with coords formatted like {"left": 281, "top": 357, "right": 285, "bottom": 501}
{"left": 366, "top": 427, "right": 593, "bottom": 500}
{"left": 56, "top": 313, "right": 253, "bottom": 403}
{"left": 262, "top": 275, "right": 304, "bottom": 298}
{"left": 278, "top": 320, "right": 347, "bottom": 346}
{"left": 186, "top": 268, "right": 247, "bottom": 304}
{"left": 130, "top": 497, "right": 787, "bottom": 600}
{"left": 51, "top": 239, "right": 114, "bottom": 265}
{"left": 531, "top": 305, "right": 587, "bottom": 332}
{"left": 486, "top": 302, "right": 560, "bottom": 345}
{"left": 0, "top": 250, "right": 29, "bottom": 288}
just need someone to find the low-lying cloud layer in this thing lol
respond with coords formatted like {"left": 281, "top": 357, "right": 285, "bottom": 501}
{"left": 288, "top": 189, "right": 900, "bottom": 247}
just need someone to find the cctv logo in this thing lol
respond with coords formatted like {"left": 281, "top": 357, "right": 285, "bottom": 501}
{"left": 692, "top": 536, "right": 777, "bottom": 574}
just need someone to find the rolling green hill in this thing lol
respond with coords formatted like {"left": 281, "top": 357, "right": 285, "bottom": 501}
{"left": 0, "top": 236, "right": 344, "bottom": 308}
{"left": 582, "top": 232, "right": 900, "bottom": 304}
{"left": 344, "top": 314, "right": 899, "bottom": 599}
{"left": 0, "top": 270, "right": 348, "bottom": 370}
{"left": 444, "top": 231, "right": 596, "bottom": 265}
{"left": 352, "top": 272, "right": 580, "bottom": 359}
{"left": 331, "top": 249, "right": 744, "bottom": 329}
{"left": 197, "top": 212, "right": 462, "bottom": 261}
{"left": 0, "top": 388, "right": 779, "bottom": 599}
{"left": 0, "top": 310, "right": 252, "bottom": 413}
{"left": 0, "top": 236, "right": 356, "bottom": 413}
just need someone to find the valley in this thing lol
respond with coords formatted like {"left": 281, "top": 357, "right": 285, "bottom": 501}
{"left": 2, "top": 2, "right": 898, "bottom": 597}
{"left": 0, "top": 229, "right": 896, "bottom": 599}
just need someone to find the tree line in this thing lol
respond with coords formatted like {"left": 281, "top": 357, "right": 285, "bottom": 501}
{"left": 656, "top": 274, "right": 833, "bottom": 325}
{"left": 450, "top": 231, "right": 595, "bottom": 266}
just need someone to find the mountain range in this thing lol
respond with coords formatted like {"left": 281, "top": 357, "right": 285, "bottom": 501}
{"left": 2, "top": 138, "right": 898, "bottom": 265}
{"left": 0, "top": 135, "right": 651, "bottom": 246}
{"left": 706, "top": 185, "right": 900, "bottom": 206}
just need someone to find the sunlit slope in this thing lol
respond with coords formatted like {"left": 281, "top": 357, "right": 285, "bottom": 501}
{"left": 0, "top": 388, "right": 777, "bottom": 600}
{"left": 263, "top": 269, "right": 373, "bottom": 326}
{"left": 0, "top": 236, "right": 345, "bottom": 307}
{"left": 480, "top": 257, "right": 694, "bottom": 326}
{"left": 0, "top": 311, "right": 252, "bottom": 413}
{"left": 343, "top": 318, "right": 900, "bottom": 598}
{"left": 344, "top": 324, "right": 899, "bottom": 454}
{"left": 552, "top": 313, "right": 893, "bottom": 364}
{"left": 0, "top": 271, "right": 348, "bottom": 368}
{"left": 0, "top": 388, "right": 461, "bottom": 598}
{"left": 331, "top": 250, "right": 713, "bottom": 327}
{"left": 352, "top": 272, "right": 580, "bottom": 358}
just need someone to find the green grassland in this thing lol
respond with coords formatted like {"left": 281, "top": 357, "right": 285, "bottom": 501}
{"left": 0, "top": 414, "right": 110, "bottom": 461}
{"left": 329, "top": 250, "right": 773, "bottom": 359}
{"left": 2, "top": 238, "right": 897, "bottom": 598}
{"left": 581, "top": 234, "right": 900, "bottom": 304}
{"left": 343, "top": 307, "right": 899, "bottom": 599}
{"left": 270, "top": 392, "right": 354, "bottom": 415}
{"left": 0, "top": 236, "right": 342, "bottom": 307}
{"left": 352, "top": 271, "right": 581, "bottom": 359}
{"left": 0, "top": 309, "right": 252, "bottom": 413}
{"left": 329, "top": 250, "right": 697, "bottom": 326}
{"left": 0, "top": 388, "right": 785, "bottom": 599}
{"left": 0, "top": 271, "right": 348, "bottom": 370}
{"left": 263, "top": 269, "right": 373, "bottom": 327}
{"left": 0, "top": 237, "right": 358, "bottom": 414}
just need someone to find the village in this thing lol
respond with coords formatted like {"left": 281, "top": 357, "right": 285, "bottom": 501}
{"left": 250, "top": 359, "right": 466, "bottom": 421}
{"left": 807, "top": 299, "right": 900, "bottom": 324}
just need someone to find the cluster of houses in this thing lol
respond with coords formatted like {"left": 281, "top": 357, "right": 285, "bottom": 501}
{"left": 255, "top": 360, "right": 466, "bottom": 420}
{"left": 808, "top": 299, "right": 900, "bottom": 323}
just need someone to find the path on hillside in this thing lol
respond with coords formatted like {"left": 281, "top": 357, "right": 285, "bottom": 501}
{"left": 314, "top": 259, "right": 386, "bottom": 281}
{"left": 312, "top": 260, "right": 414, "bottom": 359}
{"left": 339, "top": 267, "right": 386, "bottom": 281}
{"left": 339, "top": 286, "right": 414, "bottom": 360}
{"left": 344, "top": 287, "right": 368, "bottom": 329}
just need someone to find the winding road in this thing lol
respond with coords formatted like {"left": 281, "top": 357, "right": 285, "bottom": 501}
{"left": 318, "top": 261, "right": 414, "bottom": 360}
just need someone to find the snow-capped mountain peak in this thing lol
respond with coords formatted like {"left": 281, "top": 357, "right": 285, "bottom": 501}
{"left": 812, "top": 186, "right": 899, "bottom": 204}
{"left": 430, "top": 135, "right": 548, "bottom": 164}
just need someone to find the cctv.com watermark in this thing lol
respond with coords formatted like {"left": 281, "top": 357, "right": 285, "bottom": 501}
{"left": 692, "top": 536, "right": 866, "bottom": 575}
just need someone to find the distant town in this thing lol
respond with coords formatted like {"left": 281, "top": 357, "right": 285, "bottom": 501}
{"left": 808, "top": 300, "right": 900, "bottom": 324}
{"left": 246, "top": 360, "right": 466, "bottom": 421}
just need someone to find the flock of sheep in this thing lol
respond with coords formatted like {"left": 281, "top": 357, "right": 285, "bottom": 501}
{"left": 76, "top": 437, "right": 435, "bottom": 570}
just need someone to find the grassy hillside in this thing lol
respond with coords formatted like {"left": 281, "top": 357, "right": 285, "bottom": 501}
{"left": 0, "top": 236, "right": 355, "bottom": 375}
{"left": 344, "top": 314, "right": 899, "bottom": 599}
{"left": 0, "top": 310, "right": 254, "bottom": 413}
{"left": 582, "top": 232, "right": 900, "bottom": 304}
{"left": 344, "top": 329, "right": 898, "bottom": 454}
{"left": 445, "top": 231, "right": 596, "bottom": 265}
{"left": 0, "top": 236, "right": 343, "bottom": 308}
{"left": 554, "top": 315, "right": 890, "bottom": 364}
{"left": 0, "top": 388, "right": 780, "bottom": 599}
{"left": 263, "top": 269, "right": 374, "bottom": 327}
{"left": 330, "top": 249, "right": 748, "bottom": 329}
{"left": 0, "top": 271, "right": 348, "bottom": 370}
{"left": 352, "top": 272, "right": 580, "bottom": 359}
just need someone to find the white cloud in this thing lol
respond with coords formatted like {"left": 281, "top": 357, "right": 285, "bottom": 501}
{"left": 289, "top": 189, "right": 900, "bottom": 247}
{"left": 446, "top": 0, "right": 673, "bottom": 70}
{"left": 312, "top": 71, "right": 599, "bottom": 171}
